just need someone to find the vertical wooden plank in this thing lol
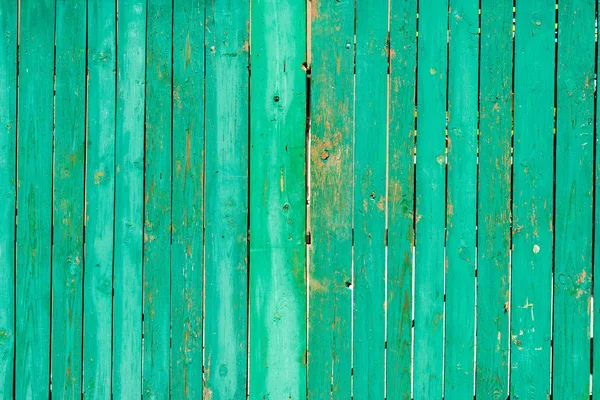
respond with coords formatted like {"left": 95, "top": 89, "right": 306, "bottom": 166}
{"left": 0, "top": 0, "right": 17, "bottom": 397}
{"left": 142, "top": 0, "right": 172, "bottom": 397}
{"left": 594, "top": 0, "right": 600, "bottom": 395}
{"left": 353, "top": 0, "right": 388, "bottom": 398}
{"left": 204, "top": 0, "right": 249, "bottom": 398}
{"left": 308, "top": 0, "right": 353, "bottom": 398}
{"left": 52, "top": 0, "right": 86, "bottom": 396}
{"left": 248, "top": 0, "right": 307, "bottom": 397}
{"left": 553, "top": 0, "right": 594, "bottom": 397}
{"left": 15, "top": 0, "right": 54, "bottom": 397}
{"left": 84, "top": 0, "right": 116, "bottom": 396}
{"left": 476, "top": 0, "right": 512, "bottom": 397}
{"left": 413, "top": 0, "right": 447, "bottom": 397}
{"left": 171, "top": 0, "right": 204, "bottom": 398}
{"left": 113, "top": 0, "right": 146, "bottom": 397}
{"left": 510, "top": 1, "right": 554, "bottom": 398}
{"left": 387, "top": 0, "right": 416, "bottom": 398}
{"left": 444, "top": 0, "right": 478, "bottom": 398}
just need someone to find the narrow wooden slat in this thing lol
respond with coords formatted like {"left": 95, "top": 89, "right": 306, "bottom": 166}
{"left": 413, "top": 1, "right": 447, "bottom": 397}
{"left": 204, "top": 0, "right": 249, "bottom": 398}
{"left": 476, "top": 1, "right": 512, "bottom": 397}
{"left": 510, "top": 1, "right": 554, "bottom": 397}
{"left": 0, "top": 1, "right": 17, "bottom": 397}
{"left": 113, "top": 0, "right": 146, "bottom": 396}
{"left": 249, "top": 0, "right": 307, "bottom": 397}
{"left": 553, "top": 0, "right": 594, "bottom": 397}
{"left": 444, "top": 0, "right": 478, "bottom": 397}
{"left": 142, "top": 0, "right": 173, "bottom": 396}
{"left": 15, "top": 0, "right": 54, "bottom": 397}
{"left": 594, "top": 0, "right": 600, "bottom": 395}
{"left": 386, "top": 0, "right": 417, "bottom": 398}
{"left": 84, "top": 0, "right": 116, "bottom": 396}
{"left": 353, "top": 0, "right": 388, "bottom": 397}
{"left": 308, "top": 0, "right": 353, "bottom": 397}
{"left": 171, "top": 0, "right": 204, "bottom": 398}
{"left": 52, "top": 0, "right": 87, "bottom": 396}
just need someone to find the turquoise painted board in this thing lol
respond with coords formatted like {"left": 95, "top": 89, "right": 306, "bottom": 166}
{"left": 84, "top": 0, "right": 116, "bottom": 396}
{"left": 171, "top": 0, "right": 204, "bottom": 398}
{"left": 0, "top": 0, "right": 16, "bottom": 397}
{"left": 476, "top": 1, "right": 512, "bottom": 398}
{"left": 52, "top": 0, "right": 86, "bottom": 396}
{"left": 15, "top": 0, "right": 54, "bottom": 397}
{"left": 414, "top": 1, "right": 447, "bottom": 398}
{"left": 553, "top": 0, "right": 594, "bottom": 397}
{"left": 113, "top": 0, "right": 146, "bottom": 397}
{"left": 249, "top": 0, "right": 307, "bottom": 397}
{"left": 511, "top": 1, "right": 555, "bottom": 397}
{"left": 444, "top": 0, "right": 478, "bottom": 398}
{"left": 308, "top": 0, "right": 354, "bottom": 398}
{"left": 595, "top": 0, "right": 600, "bottom": 395}
{"left": 143, "top": 0, "right": 173, "bottom": 397}
{"left": 204, "top": 0, "right": 249, "bottom": 398}
{"left": 387, "top": 0, "right": 417, "bottom": 398}
{"left": 353, "top": 0, "right": 388, "bottom": 398}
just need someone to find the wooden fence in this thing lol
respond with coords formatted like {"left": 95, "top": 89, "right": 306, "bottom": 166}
{"left": 0, "top": 0, "right": 598, "bottom": 399}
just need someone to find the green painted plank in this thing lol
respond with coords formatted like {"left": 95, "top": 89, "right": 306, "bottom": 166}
{"left": 84, "top": 0, "right": 116, "bottom": 397}
{"left": 171, "top": 0, "right": 204, "bottom": 398}
{"left": 15, "top": 0, "right": 54, "bottom": 398}
{"left": 204, "top": 1, "right": 249, "bottom": 398}
{"left": 594, "top": 0, "right": 600, "bottom": 395}
{"left": 353, "top": 0, "right": 388, "bottom": 398}
{"left": 413, "top": 1, "right": 447, "bottom": 398}
{"left": 113, "top": 0, "right": 146, "bottom": 397}
{"left": 387, "top": 0, "right": 416, "bottom": 398}
{"left": 52, "top": 0, "right": 87, "bottom": 397}
{"left": 143, "top": 0, "right": 173, "bottom": 397}
{"left": 308, "top": 0, "right": 353, "bottom": 398}
{"left": 0, "top": 1, "right": 16, "bottom": 397}
{"left": 510, "top": 2, "right": 554, "bottom": 398}
{"left": 476, "top": 1, "right": 512, "bottom": 398}
{"left": 248, "top": 0, "right": 307, "bottom": 397}
{"left": 553, "top": 0, "right": 594, "bottom": 397}
{"left": 444, "top": 1, "right": 478, "bottom": 398}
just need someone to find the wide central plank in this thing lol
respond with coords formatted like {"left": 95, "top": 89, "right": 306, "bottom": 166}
{"left": 249, "top": 1, "right": 307, "bottom": 398}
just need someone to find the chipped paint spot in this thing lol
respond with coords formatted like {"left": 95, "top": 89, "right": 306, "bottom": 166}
{"left": 93, "top": 170, "right": 104, "bottom": 184}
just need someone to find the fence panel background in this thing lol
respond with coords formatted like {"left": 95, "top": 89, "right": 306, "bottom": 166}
{"left": 2, "top": 0, "right": 600, "bottom": 399}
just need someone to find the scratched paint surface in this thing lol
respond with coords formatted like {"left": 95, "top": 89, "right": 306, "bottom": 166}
{"left": 511, "top": 1, "right": 554, "bottom": 398}
{"left": 476, "top": 1, "right": 513, "bottom": 399}
{"left": 2, "top": 2, "right": 600, "bottom": 398}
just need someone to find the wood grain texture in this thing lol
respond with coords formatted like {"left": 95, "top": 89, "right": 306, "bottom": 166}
{"left": 204, "top": 0, "right": 249, "bottom": 398}
{"left": 413, "top": 1, "right": 447, "bottom": 397}
{"left": 510, "top": 1, "right": 554, "bottom": 398}
{"left": 143, "top": 0, "right": 173, "bottom": 396}
{"left": 52, "top": 0, "right": 87, "bottom": 397}
{"left": 353, "top": 0, "right": 388, "bottom": 398}
{"left": 444, "top": 1, "right": 478, "bottom": 398}
{"left": 171, "top": 0, "right": 204, "bottom": 398}
{"left": 0, "top": 1, "right": 17, "bottom": 397}
{"left": 553, "top": 0, "right": 594, "bottom": 397}
{"left": 113, "top": 0, "right": 146, "bottom": 397}
{"left": 249, "top": 0, "right": 307, "bottom": 397}
{"left": 308, "top": 0, "right": 353, "bottom": 398}
{"left": 84, "top": 0, "right": 116, "bottom": 397}
{"left": 476, "top": 1, "right": 512, "bottom": 398}
{"left": 15, "top": 0, "right": 55, "bottom": 397}
{"left": 386, "top": 1, "right": 417, "bottom": 398}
